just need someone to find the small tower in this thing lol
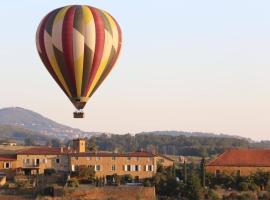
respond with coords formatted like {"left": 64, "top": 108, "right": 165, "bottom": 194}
{"left": 72, "top": 138, "right": 86, "bottom": 153}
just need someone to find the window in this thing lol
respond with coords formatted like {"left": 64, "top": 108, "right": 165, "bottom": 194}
{"left": 145, "top": 165, "right": 153, "bottom": 172}
{"left": 215, "top": 170, "right": 221, "bottom": 177}
{"left": 135, "top": 165, "right": 139, "bottom": 171}
{"left": 26, "top": 159, "right": 30, "bottom": 164}
{"left": 127, "top": 157, "right": 131, "bottom": 161}
{"left": 136, "top": 157, "right": 140, "bottom": 161}
{"left": 111, "top": 165, "right": 116, "bottom": 171}
{"left": 112, "top": 156, "right": 116, "bottom": 160}
{"left": 95, "top": 165, "right": 101, "bottom": 171}
{"left": 127, "top": 165, "right": 131, "bottom": 171}
{"left": 236, "top": 170, "right": 241, "bottom": 176}
{"left": 4, "top": 162, "right": 11, "bottom": 169}
{"left": 56, "top": 158, "right": 60, "bottom": 164}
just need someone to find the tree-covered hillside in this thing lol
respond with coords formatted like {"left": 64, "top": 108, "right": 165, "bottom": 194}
{"left": 87, "top": 134, "right": 269, "bottom": 157}
{"left": 0, "top": 124, "right": 50, "bottom": 144}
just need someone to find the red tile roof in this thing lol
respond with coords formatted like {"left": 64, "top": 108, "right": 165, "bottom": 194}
{"left": 0, "top": 155, "right": 16, "bottom": 161}
{"left": 70, "top": 151, "right": 155, "bottom": 157}
{"left": 17, "top": 147, "right": 72, "bottom": 155}
{"left": 206, "top": 149, "right": 270, "bottom": 167}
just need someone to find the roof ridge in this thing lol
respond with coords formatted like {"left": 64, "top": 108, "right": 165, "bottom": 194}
{"left": 206, "top": 149, "right": 230, "bottom": 166}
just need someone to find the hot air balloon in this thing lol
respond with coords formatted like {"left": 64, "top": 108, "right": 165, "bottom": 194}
{"left": 36, "top": 5, "right": 122, "bottom": 118}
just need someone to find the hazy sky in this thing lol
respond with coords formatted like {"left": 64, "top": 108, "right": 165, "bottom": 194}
{"left": 0, "top": 1, "right": 270, "bottom": 140}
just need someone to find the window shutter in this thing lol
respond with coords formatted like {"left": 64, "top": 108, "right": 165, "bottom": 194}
{"left": 124, "top": 165, "right": 127, "bottom": 171}
{"left": 151, "top": 165, "right": 154, "bottom": 171}
{"left": 138, "top": 165, "right": 141, "bottom": 171}
{"left": 145, "top": 165, "right": 147, "bottom": 171}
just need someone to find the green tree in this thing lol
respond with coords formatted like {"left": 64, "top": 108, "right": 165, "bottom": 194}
{"left": 183, "top": 160, "right": 187, "bottom": 184}
{"left": 200, "top": 157, "right": 206, "bottom": 188}
{"left": 87, "top": 137, "right": 98, "bottom": 151}
{"left": 77, "top": 165, "right": 95, "bottom": 181}
{"left": 185, "top": 173, "right": 204, "bottom": 200}
{"left": 24, "top": 137, "right": 35, "bottom": 146}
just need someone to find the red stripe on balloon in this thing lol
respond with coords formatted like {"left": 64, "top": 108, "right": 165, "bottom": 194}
{"left": 62, "top": 6, "right": 77, "bottom": 97}
{"left": 83, "top": 6, "right": 105, "bottom": 97}
{"left": 89, "top": 15, "right": 122, "bottom": 98}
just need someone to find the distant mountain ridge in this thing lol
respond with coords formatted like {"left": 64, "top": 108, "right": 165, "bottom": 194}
{"left": 0, "top": 107, "right": 98, "bottom": 140}
{"left": 137, "top": 131, "right": 252, "bottom": 141}
{"left": 0, "top": 107, "right": 254, "bottom": 144}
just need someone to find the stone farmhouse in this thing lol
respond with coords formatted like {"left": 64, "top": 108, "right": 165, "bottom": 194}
{"left": 206, "top": 148, "right": 270, "bottom": 176}
{"left": 0, "top": 138, "right": 174, "bottom": 180}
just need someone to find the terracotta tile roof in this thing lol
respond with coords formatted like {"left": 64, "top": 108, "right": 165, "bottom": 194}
{"left": 156, "top": 154, "right": 175, "bottom": 162}
{"left": 206, "top": 149, "right": 270, "bottom": 167}
{"left": 17, "top": 147, "right": 72, "bottom": 155}
{"left": 0, "top": 155, "right": 16, "bottom": 161}
{"left": 70, "top": 151, "right": 155, "bottom": 157}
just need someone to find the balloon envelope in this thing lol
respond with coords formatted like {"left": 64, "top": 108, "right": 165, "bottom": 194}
{"left": 36, "top": 5, "right": 122, "bottom": 110}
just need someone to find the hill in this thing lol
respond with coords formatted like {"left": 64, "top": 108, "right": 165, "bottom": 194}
{"left": 0, "top": 107, "right": 98, "bottom": 140}
{"left": 0, "top": 124, "right": 50, "bottom": 145}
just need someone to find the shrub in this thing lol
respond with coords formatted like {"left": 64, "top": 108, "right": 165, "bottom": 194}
{"left": 249, "top": 182, "right": 259, "bottom": 191}
{"left": 67, "top": 178, "right": 79, "bottom": 187}
{"left": 205, "top": 189, "right": 220, "bottom": 200}
{"left": 143, "top": 180, "right": 151, "bottom": 187}
{"left": 44, "top": 168, "right": 56, "bottom": 176}
{"left": 238, "top": 182, "right": 249, "bottom": 191}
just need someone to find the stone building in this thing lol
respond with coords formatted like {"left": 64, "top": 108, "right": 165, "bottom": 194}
{"left": 206, "top": 149, "right": 270, "bottom": 176}
{"left": 0, "top": 138, "right": 174, "bottom": 180}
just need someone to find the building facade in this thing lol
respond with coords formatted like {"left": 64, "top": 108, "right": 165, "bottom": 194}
{"left": 16, "top": 147, "right": 70, "bottom": 174}
{"left": 206, "top": 149, "right": 270, "bottom": 176}
{"left": 0, "top": 138, "right": 174, "bottom": 179}
{"left": 70, "top": 151, "right": 156, "bottom": 179}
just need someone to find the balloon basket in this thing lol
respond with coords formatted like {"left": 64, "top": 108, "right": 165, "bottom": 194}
{"left": 73, "top": 111, "right": 84, "bottom": 118}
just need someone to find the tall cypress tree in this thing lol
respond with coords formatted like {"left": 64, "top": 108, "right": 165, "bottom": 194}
{"left": 200, "top": 157, "right": 206, "bottom": 188}
{"left": 183, "top": 160, "right": 187, "bottom": 184}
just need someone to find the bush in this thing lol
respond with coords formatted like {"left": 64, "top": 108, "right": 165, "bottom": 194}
{"left": 143, "top": 180, "right": 151, "bottom": 187}
{"left": 238, "top": 192, "right": 256, "bottom": 200}
{"left": 249, "top": 182, "right": 259, "bottom": 191}
{"left": 67, "top": 178, "right": 79, "bottom": 187}
{"left": 44, "top": 168, "right": 56, "bottom": 176}
{"left": 238, "top": 182, "right": 249, "bottom": 191}
{"left": 206, "top": 189, "right": 220, "bottom": 200}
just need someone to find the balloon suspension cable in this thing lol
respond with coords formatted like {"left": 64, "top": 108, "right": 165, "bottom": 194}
{"left": 73, "top": 109, "right": 84, "bottom": 118}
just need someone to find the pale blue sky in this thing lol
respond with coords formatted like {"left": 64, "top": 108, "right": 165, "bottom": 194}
{"left": 0, "top": 1, "right": 270, "bottom": 140}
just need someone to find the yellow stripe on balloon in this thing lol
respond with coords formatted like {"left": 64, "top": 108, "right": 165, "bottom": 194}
{"left": 52, "top": 7, "right": 70, "bottom": 52}
{"left": 86, "top": 29, "right": 114, "bottom": 97}
{"left": 44, "top": 31, "right": 72, "bottom": 97}
{"left": 82, "top": 6, "right": 94, "bottom": 23}
{"left": 104, "top": 12, "right": 119, "bottom": 50}
{"left": 55, "top": 6, "right": 70, "bottom": 22}
{"left": 73, "top": 29, "right": 85, "bottom": 97}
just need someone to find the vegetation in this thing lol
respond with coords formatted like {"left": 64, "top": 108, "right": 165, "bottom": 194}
{"left": 67, "top": 178, "right": 79, "bottom": 187}
{"left": 86, "top": 133, "right": 259, "bottom": 157}
{"left": 0, "top": 124, "right": 49, "bottom": 145}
